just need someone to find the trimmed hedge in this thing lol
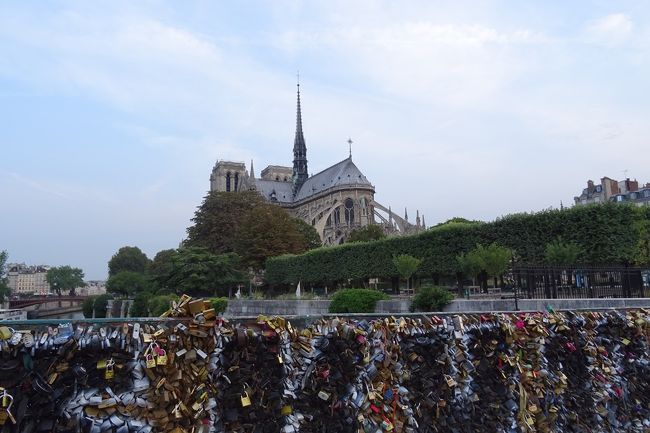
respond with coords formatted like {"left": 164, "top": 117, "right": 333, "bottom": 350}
{"left": 328, "top": 289, "right": 389, "bottom": 313}
{"left": 267, "top": 203, "right": 650, "bottom": 285}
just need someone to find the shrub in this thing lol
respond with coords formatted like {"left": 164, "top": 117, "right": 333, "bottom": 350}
{"left": 209, "top": 297, "right": 228, "bottom": 315}
{"left": 130, "top": 291, "right": 152, "bottom": 317}
{"left": 93, "top": 294, "right": 113, "bottom": 318}
{"left": 410, "top": 286, "right": 454, "bottom": 312}
{"left": 149, "top": 294, "right": 179, "bottom": 317}
{"left": 82, "top": 296, "right": 97, "bottom": 318}
{"left": 328, "top": 289, "right": 389, "bottom": 314}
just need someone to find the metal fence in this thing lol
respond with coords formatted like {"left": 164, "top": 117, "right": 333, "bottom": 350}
{"left": 510, "top": 266, "right": 649, "bottom": 299}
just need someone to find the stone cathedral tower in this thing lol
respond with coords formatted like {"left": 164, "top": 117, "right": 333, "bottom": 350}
{"left": 209, "top": 83, "right": 424, "bottom": 244}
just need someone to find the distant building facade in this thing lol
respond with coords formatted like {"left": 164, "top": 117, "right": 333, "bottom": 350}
{"left": 574, "top": 177, "right": 650, "bottom": 207}
{"left": 79, "top": 280, "right": 107, "bottom": 296}
{"left": 7, "top": 264, "right": 50, "bottom": 295}
{"left": 210, "top": 84, "right": 424, "bottom": 244}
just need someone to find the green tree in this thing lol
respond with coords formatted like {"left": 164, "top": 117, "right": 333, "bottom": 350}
{"left": 148, "top": 249, "right": 176, "bottom": 279}
{"left": 545, "top": 237, "right": 582, "bottom": 266}
{"left": 456, "top": 252, "right": 481, "bottom": 280}
{"left": 106, "top": 271, "right": 152, "bottom": 297}
{"left": 0, "top": 250, "right": 10, "bottom": 302}
{"left": 292, "top": 218, "right": 322, "bottom": 250}
{"left": 130, "top": 291, "right": 152, "bottom": 317}
{"left": 469, "top": 243, "right": 512, "bottom": 288}
{"left": 46, "top": 266, "right": 85, "bottom": 295}
{"left": 392, "top": 254, "right": 422, "bottom": 293}
{"left": 633, "top": 221, "right": 650, "bottom": 266}
{"left": 185, "top": 191, "right": 267, "bottom": 254}
{"left": 234, "top": 204, "right": 310, "bottom": 269}
{"left": 108, "top": 246, "right": 150, "bottom": 277}
{"left": 347, "top": 225, "right": 386, "bottom": 243}
{"left": 154, "top": 247, "right": 246, "bottom": 297}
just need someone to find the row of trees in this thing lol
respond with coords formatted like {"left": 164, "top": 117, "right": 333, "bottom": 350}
{"left": 266, "top": 203, "right": 650, "bottom": 286}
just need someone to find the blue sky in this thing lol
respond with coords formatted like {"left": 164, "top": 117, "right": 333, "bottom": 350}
{"left": 1, "top": 1, "right": 649, "bottom": 279}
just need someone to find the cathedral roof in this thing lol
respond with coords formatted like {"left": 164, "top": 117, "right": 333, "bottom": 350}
{"left": 294, "top": 157, "right": 373, "bottom": 202}
{"left": 254, "top": 179, "right": 294, "bottom": 203}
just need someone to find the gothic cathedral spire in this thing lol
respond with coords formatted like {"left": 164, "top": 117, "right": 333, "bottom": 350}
{"left": 292, "top": 80, "right": 308, "bottom": 196}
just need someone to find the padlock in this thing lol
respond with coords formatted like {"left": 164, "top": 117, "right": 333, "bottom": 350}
{"left": 105, "top": 362, "right": 115, "bottom": 380}
{"left": 0, "top": 390, "right": 14, "bottom": 426}
{"left": 145, "top": 354, "right": 156, "bottom": 369}
{"left": 240, "top": 391, "right": 252, "bottom": 407}
{"left": 156, "top": 349, "right": 168, "bottom": 365}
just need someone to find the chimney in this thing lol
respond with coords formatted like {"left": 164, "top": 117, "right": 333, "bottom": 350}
{"left": 587, "top": 180, "right": 595, "bottom": 192}
{"left": 628, "top": 179, "right": 639, "bottom": 192}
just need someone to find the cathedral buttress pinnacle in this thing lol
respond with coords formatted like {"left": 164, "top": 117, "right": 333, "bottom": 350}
{"left": 292, "top": 81, "right": 308, "bottom": 196}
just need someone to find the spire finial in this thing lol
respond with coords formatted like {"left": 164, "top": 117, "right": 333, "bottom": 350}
{"left": 347, "top": 138, "right": 353, "bottom": 158}
{"left": 292, "top": 74, "right": 308, "bottom": 196}
{"left": 250, "top": 159, "right": 255, "bottom": 179}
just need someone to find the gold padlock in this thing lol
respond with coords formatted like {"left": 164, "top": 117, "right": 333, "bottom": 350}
{"left": 157, "top": 349, "right": 168, "bottom": 366}
{"left": 240, "top": 391, "right": 251, "bottom": 407}
{"left": 104, "top": 359, "right": 115, "bottom": 380}
{"left": 145, "top": 354, "right": 156, "bottom": 369}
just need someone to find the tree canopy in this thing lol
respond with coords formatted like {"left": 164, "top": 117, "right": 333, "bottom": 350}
{"left": 108, "top": 246, "right": 150, "bottom": 277}
{"left": 0, "top": 250, "right": 10, "bottom": 302}
{"left": 185, "top": 191, "right": 266, "bottom": 254}
{"left": 545, "top": 237, "right": 582, "bottom": 265}
{"left": 152, "top": 247, "right": 247, "bottom": 297}
{"left": 185, "top": 191, "right": 316, "bottom": 270}
{"left": 347, "top": 225, "right": 386, "bottom": 243}
{"left": 106, "top": 271, "right": 152, "bottom": 297}
{"left": 392, "top": 254, "right": 422, "bottom": 291}
{"left": 634, "top": 221, "right": 650, "bottom": 266}
{"left": 292, "top": 218, "right": 322, "bottom": 250}
{"left": 46, "top": 266, "right": 85, "bottom": 295}
{"left": 234, "top": 205, "right": 310, "bottom": 269}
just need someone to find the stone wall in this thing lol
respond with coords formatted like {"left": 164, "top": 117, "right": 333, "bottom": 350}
{"left": 225, "top": 297, "right": 650, "bottom": 317}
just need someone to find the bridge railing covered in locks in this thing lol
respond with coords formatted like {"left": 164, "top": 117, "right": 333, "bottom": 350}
{"left": 0, "top": 295, "right": 648, "bottom": 433}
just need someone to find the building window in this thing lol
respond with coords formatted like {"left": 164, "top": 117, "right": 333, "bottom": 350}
{"left": 344, "top": 198, "right": 355, "bottom": 224}
{"left": 326, "top": 215, "right": 332, "bottom": 227}
{"left": 334, "top": 207, "right": 341, "bottom": 226}
{"left": 226, "top": 172, "right": 231, "bottom": 192}
{"left": 234, "top": 172, "right": 239, "bottom": 191}
{"left": 644, "top": 190, "right": 650, "bottom": 198}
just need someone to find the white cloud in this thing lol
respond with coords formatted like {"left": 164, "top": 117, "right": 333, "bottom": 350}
{"left": 585, "top": 13, "right": 634, "bottom": 45}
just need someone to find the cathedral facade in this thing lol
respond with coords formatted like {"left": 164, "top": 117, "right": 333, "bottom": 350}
{"left": 210, "top": 85, "right": 424, "bottom": 245}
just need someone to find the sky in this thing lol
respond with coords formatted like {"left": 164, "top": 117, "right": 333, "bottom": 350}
{"left": 1, "top": 1, "right": 649, "bottom": 279}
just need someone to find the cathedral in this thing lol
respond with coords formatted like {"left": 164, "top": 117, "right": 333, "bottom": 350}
{"left": 210, "top": 84, "right": 424, "bottom": 245}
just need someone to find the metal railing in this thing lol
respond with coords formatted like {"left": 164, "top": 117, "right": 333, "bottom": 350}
{"left": 510, "top": 265, "right": 649, "bottom": 299}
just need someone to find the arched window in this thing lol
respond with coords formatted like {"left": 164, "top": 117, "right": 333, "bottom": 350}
{"left": 326, "top": 215, "right": 332, "bottom": 227}
{"left": 344, "top": 198, "right": 354, "bottom": 224}
{"left": 234, "top": 172, "right": 239, "bottom": 191}
{"left": 226, "top": 172, "right": 231, "bottom": 192}
{"left": 333, "top": 206, "right": 341, "bottom": 226}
